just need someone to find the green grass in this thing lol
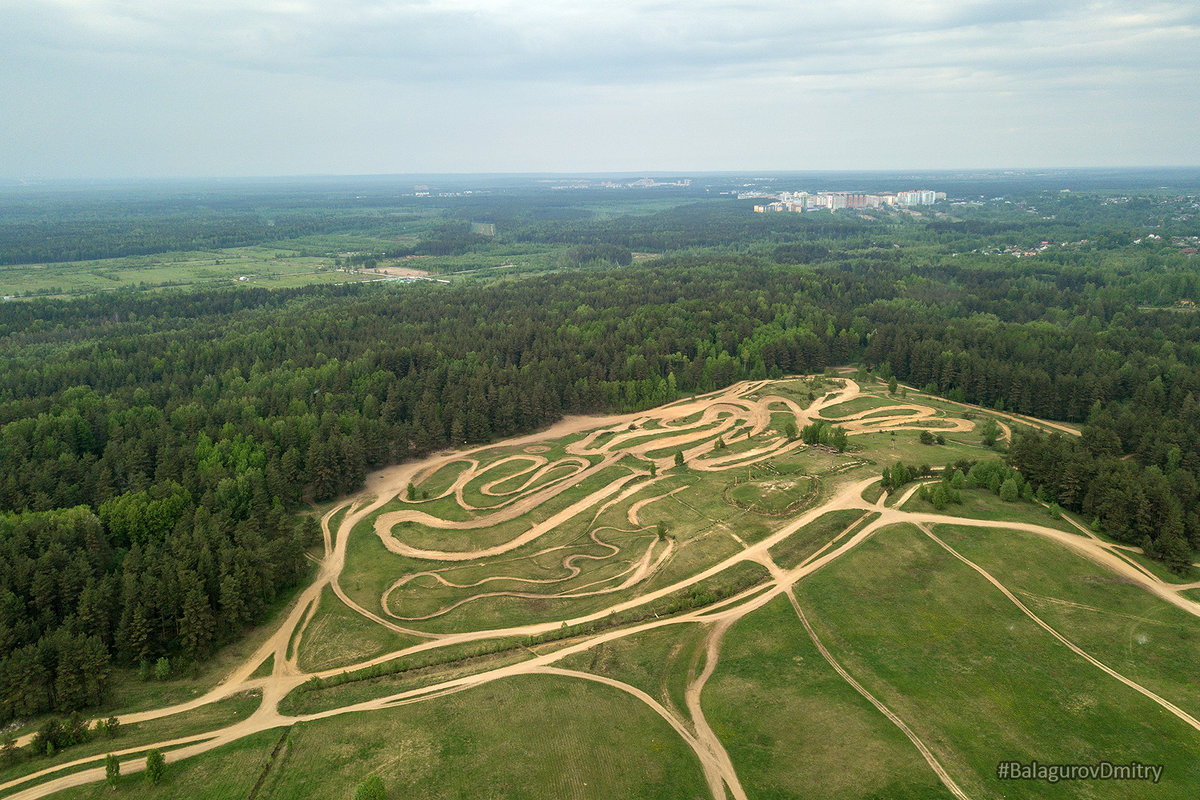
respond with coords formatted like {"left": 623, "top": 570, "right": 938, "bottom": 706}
{"left": 555, "top": 622, "right": 707, "bottom": 715}
{"left": 934, "top": 523, "right": 1200, "bottom": 720}
{"left": 279, "top": 645, "right": 535, "bottom": 716}
{"left": 410, "top": 459, "right": 473, "bottom": 499}
{"left": 819, "top": 395, "right": 896, "bottom": 419}
{"left": 460, "top": 459, "right": 583, "bottom": 509}
{"left": 901, "top": 486, "right": 1084, "bottom": 536}
{"left": 860, "top": 481, "right": 885, "bottom": 504}
{"left": 339, "top": 515, "right": 440, "bottom": 617}
{"left": 726, "top": 474, "right": 814, "bottom": 514}
{"left": 0, "top": 242, "right": 399, "bottom": 299}
{"left": 325, "top": 506, "right": 348, "bottom": 541}
{"left": 214, "top": 675, "right": 707, "bottom": 800}
{"left": 386, "top": 530, "right": 660, "bottom": 624}
{"left": 768, "top": 510, "right": 876, "bottom": 570}
{"left": 793, "top": 523, "right": 1200, "bottom": 798}
{"left": 387, "top": 464, "right": 635, "bottom": 553}
{"left": 295, "top": 586, "right": 421, "bottom": 673}
{"left": 342, "top": 460, "right": 769, "bottom": 632}
{"left": 2, "top": 691, "right": 261, "bottom": 794}
{"left": 852, "top": 429, "right": 991, "bottom": 468}
{"left": 250, "top": 654, "right": 274, "bottom": 679}
{"left": 703, "top": 595, "right": 955, "bottom": 800}
{"left": 42, "top": 728, "right": 281, "bottom": 800}
{"left": 752, "top": 377, "right": 816, "bottom": 408}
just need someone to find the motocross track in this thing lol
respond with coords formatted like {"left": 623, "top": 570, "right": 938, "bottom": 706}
{"left": 8, "top": 377, "right": 1199, "bottom": 800}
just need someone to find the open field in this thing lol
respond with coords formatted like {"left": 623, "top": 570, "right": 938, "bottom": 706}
{"left": 0, "top": 233, "right": 572, "bottom": 299}
{"left": 46, "top": 676, "right": 708, "bottom": 800}
{"left": 12, "top": 375, "right": 1200, "bottom": 800}
{"left": 794, "top": 524, "right": 1200, "bottom": 798}
{"left": 703, "top": 596, "right": 955, "bottom": 800}
{"left": 935, "top": 524, "right": 1200, "bottom": 719}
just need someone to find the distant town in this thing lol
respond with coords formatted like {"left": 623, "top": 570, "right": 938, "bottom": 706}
{"left": 752, "top": 189, "right": 946, "bottom": 213}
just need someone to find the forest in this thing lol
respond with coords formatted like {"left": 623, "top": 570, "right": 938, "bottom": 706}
{"left": 1, "top": 173, "right": 1199, "bottom": 722}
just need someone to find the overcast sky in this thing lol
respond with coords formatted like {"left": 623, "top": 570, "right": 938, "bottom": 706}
{"left": 2, "top": 0, "right": 1198, "bottom": 178}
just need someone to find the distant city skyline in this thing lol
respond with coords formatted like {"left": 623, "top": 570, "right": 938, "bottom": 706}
{"left": 2, "top": 1, "right": 1198, "bottom": 179}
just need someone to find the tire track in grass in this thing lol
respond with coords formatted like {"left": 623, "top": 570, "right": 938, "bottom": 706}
{"left": 781, "top": 586, "right": 971, "bottom": 800}
{"left": 918, "top": 523, "right": 1200, "bottom": 734}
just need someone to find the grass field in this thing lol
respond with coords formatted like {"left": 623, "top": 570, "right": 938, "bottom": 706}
{"left": 41, "top": 729, "right": 281, "bottom": 800}
{"left": 726, "top": 473, "right": 814, "bottom": 514}
{"left": 295, "top": 587, "right": 422, "bottom": 672}
{"left": 0, "top": 229, "right": 576, "bottom": 299}
{"left": 934, "top": 523, "right": 1200, "bottom": 720}
{"left": 703, "top": 596, "right": 955, "bottom": 800}
{"left": 279, "top": 646, "right": 536, "bottom": 716}
{"left": 900, "top": 484, "right": 1086, "bottom": 536}
{"left": 768, "top": 510, "right": 875, "bottom": 570}
{"left": 271, "top": 675, "right": 708, "bottom": 800}
{"left": 52, "top": 676, "right": 709, "bottom": 800}
{"left": 819, "top": 395, "right": 896, "bottom": 418}
{"left": 793, "top": 523, "right": 1200, "bottom": 798}
{"left": 2, "top": 692, "right": 261, "bottom": 795}
{"left": 556, "top": 622, "right": 708, "bottom": 715}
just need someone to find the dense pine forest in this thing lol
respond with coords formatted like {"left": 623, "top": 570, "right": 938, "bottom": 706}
{"left": 2, "top": 174, "right": 1199, "bottom": 723}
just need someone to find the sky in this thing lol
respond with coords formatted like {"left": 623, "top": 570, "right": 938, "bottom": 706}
{"left": 2, "top": 0, "right": 1199, "bottom": 178}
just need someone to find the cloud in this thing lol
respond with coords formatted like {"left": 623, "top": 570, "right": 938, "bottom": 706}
{"left": 1, "top": 0, "right": 1197, "bottom": 175}
{"left": 7, "top": 0, "right": 1197, "bottom": 86}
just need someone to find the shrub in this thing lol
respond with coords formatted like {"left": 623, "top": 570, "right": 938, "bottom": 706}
{"left": 354, "top": 774, "right": 386, "bottom": 800}
{"left": 145, "top": 749, "right": 166, "bottom": 784}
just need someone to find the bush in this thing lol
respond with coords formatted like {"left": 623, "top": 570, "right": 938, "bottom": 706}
{"left": 154, "top": 657, "right": 171, "bottom": 681}
{"left": 145, "top": 748, "right": 166, "bottom": 784}
{"left": 354, "top": 774, "right": 386, "bottom": 800}
{"left": 1, "top": 735, "right": 19, "bottom": 766}
{"left": 106, "top": 753, "right": 120, "bottom": 787}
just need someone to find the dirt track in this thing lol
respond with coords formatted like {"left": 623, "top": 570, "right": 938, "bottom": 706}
{"left": 9, "top": 378, "right": 1198, "bottom": 800}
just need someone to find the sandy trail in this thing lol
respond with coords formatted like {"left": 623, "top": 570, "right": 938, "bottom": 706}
{"left": 684, "top": 619, "right": 748, "bottom": 800}
{"left": 16, "top": 377, "right": 1199, "bottom": 800}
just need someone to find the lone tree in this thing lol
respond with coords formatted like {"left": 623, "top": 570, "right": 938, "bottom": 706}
{"left": 888, "top": 376, "right": 898, "bottom": 395}
{"left": 674, "top": 451, "right": 684, "bottom": 468}
{"left": 105, "top": 754, "right": 120, "bottom": 788}
{"left": 145, "top": 749, "right": 165, "bottom": 784}
{"left": 980, "top": 418, "right": 1001, "bottom": 448}
{"left": 999, "top": 477, "right": 1020, "bottom": 502}
{"left": 354, "top": 775, "right": 386, "bottom": 800}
